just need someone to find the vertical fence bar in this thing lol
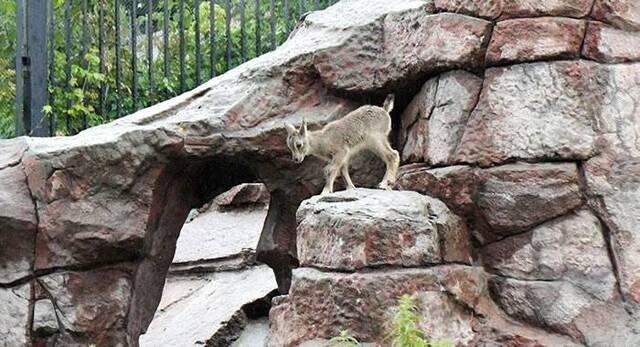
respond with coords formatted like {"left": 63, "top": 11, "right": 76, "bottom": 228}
{"left": 314, "top": 0, "right": 319, "bottom": 10}
{"left": 299, "top": 0, "right": 304, "bottom": 18}
{"left": 210, "top": 0, "right": 216, "bottom": 78}
{"left": 225, "top": 0, "right": 231, "bottom": 70}
{"left": 148, "top": 0, "right": 155, "bottom": 104}
{"left": 23, "top": 0, "right": 49, "bottom": 136}
{"left": 195, "top": 0, "right": 201, "bottom": 85}
{"left": 64, "top": 0, "right": 72, "bottom": 134}
{"left": 284, "top": 0, "right": 290, "bottom": 33}
{"left": 240, "top": 0, "right": 246, "bottom": 62}
{"left": 15, "top": 0, "right": 25, "bottom": 135}
{"left": 48, "top": 0, "right": 56, "bottom": 135}
{"left": 255, "top": 0, "right": 261, "bottom": 56}
{"left": 270, "top": 0, "right": 275, "bottom": 50}
{"left": 163, "top": 0, "right": 169, "bottom": 79}
{"left": 98, "top": 0, "right": 105, "bottom": 119}
{"left": 131, "top": 0, "right": 138, "bottom": 110}
{"left": 81, "top": 0, "right": 89, "bottom": 130}
{"left": 115, "top": 0, "right": 122, "bottom": 118}
{"left": 179, "top": 0, "right": 185, "bottom": 92}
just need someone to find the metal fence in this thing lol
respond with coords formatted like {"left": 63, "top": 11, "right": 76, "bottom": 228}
{"left": 13, "top": 0, "right": 336, "bottom": 137}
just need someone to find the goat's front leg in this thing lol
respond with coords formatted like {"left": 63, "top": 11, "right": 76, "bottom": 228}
{"left": 321, "top": 152, "right": 346, "bottom": 195}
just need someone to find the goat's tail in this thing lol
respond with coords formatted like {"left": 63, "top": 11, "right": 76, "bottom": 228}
{"left": 382, "top": 94, "right": 395, "bottom": 113}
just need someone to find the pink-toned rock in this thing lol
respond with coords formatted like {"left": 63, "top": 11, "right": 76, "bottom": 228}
{"left": 312, "top": 4, "right": 491, "bottom": 93}
{"left": 500, "top": 0, "right": 593, "bottom": 19}
{"left": 476, "top": 163, "right": 582, "bottom": 237}
{"left": 490, "top": 277, "right": 638, "bottom": 346}
{"left": 583, "top": 21, "right": 640, "bottom": 63}
{"left": 213, "top": 183, "right": 269, "bottom": 207}
{"left": 400, "top": 71, "right": 483, "bottom": 165}
{"left": 482, "top": 210, "right": 615, "bottom": 295}
{"left": 0, "top": 165, "right": 37, "bottom": 284}
{"left": 454, "top": 61, "right": 603, "bottom": 166}
{"left": 584, "top": 154, "right": 640, "bottom": 309}
{"left": 36, "top": 267, "right": 134, "bottom": 345}
{"left": 395, "top": 164, "right": 476, "bottom": 217}
{"left": 269, "top": 266, "right": 579, "bottom": 347}
{"left": 592, "top": 0, "right": 640, "bottom": 31}
{"left": 296, "top": 189, "right": 472, "bottom": 271}
{"left": 434, "top": 0, "right": 502, "bottom": 19}
{"left": 486, "top": 18, "right": 585, "bottom": 66}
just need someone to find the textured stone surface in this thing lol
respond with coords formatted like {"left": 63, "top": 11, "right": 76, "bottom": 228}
{"left": 434, "top": 0, "right": 502, "bottom": 19}
{"left": 401, "top": 71, "right": 482, "bottom": 165}
{"left": 454, "top": 61, "right": 603, "bottom": 166}
{"left": 32, "top": 299, "right": 59, "bottom": 337}
{"left": 395, "top": 164, "right": 476, "bottom": 218}
{"left": 296, "top": 189, "right": 472, "bottom": 271}
{"left": 482, "top": 210, "right": 615, "bottom": 294}
{"left": 584, "top": 155, "right": 640, "bottom": 309}
{"left": 37, "top": 267, "right": 134, "bottom": 345}
{"left": 311, "top": 2, "right": 491, "bottom": 93}
{"left": 139, "top": 266, "right": 277, "bottom": 347}
{"left": 500, "top": 0, "right": 593, "bottom": 19}
{"left": 487, "top": 18, "right": 585, "bottom": 65}
{"left": 0, "top": 285, "right": 30, "bottom": 347}
{"left": 173, "top": 206, "right": 267, "bottom": 265}
{"left": 269, "top": 266, "right": 579, "bottom": 347}
{"left": 476, "top": 163, "right": 582, "bottom": 237}
{"left": 0, "top": 165, "right": 37, "bottom": 284}
{"left": 592, "top": 0, "right": 640, "bottom": 30}
{"left": 490, "top": 277, "right": 639, "bottom": 346}
{"left": 583, "top": 21, "right": 640, "bottom": 63}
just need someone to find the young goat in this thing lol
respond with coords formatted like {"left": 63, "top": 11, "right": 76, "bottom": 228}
{"left": 285, "top": 94, "right": 400, "bottom": 195}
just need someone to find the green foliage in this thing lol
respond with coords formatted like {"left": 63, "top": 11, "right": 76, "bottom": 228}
{"left": 0, "top": 0, "right": 332, "bottom": 138}
{"left": 328, "top": 295, "right": 453, "bottom": 347}
{"left": 329, "top": 330, "right": 360, "bottom": 347}
{"left": 387, "top": 295, "right": 452, "bottom": 347}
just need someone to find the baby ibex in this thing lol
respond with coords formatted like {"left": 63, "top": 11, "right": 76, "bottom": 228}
{"left": 285, "top": 94, "right": 400, "bottom": 195}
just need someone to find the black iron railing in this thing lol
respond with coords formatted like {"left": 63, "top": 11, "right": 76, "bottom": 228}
{"left": 8, "top": 0, "right": 337, "bottom": 138}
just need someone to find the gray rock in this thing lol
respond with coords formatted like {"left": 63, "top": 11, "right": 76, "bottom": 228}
{"left": 0, "top": 285, "right": 30, "bottom": 347}
{"left": 139, "top": 265, "right": 277, "bottom": 347}
{"left": 0, "top": 165, "right": 37, "bottom": 284}
{"left": 401, "top": 71, "right": 483, "bottom": 165}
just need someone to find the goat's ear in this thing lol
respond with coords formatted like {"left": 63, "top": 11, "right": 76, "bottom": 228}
{"left": 300, "top": 119, "right": 308, "bottom": 136}
{"left": 285, "top": 122, "right": 296, "bottom": 135}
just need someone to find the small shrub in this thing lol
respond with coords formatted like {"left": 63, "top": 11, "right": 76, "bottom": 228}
{"left": 329, "top": 330, "right": 360, "bottom": 347}
{"left": 387, "top": 294, "right": 452, "bottom": 347}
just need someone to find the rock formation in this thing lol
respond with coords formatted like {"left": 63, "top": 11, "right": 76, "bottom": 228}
{"left": 1, "top": 0, "right": 640, "bottom": 345}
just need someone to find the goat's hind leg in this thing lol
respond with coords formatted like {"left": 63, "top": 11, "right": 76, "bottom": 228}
{"left": 371, "top": 138, "right": 400, "bottom": 190}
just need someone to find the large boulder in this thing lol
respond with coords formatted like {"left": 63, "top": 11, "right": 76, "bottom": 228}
{"left": 296, "top": 189, "right": 472, "bottom": 271}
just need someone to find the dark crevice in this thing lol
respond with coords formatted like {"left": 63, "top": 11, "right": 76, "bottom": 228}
{"left": 479, "top": 202, "right": 587, "bottom": 249}
{"left": 302, "top": 262, "right": 475, "bottom": 275}
{"left": 0, "top": 257, "right": 140, "bottom": 289}
{"left": 204, "top": 289, "right": 279, "bottom": 347}
{"left": 35, "top": 278, "right": 67, "bottom": 338}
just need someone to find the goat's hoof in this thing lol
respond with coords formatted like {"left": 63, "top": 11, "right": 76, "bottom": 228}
{"left": 378, "top": 182, "right": 391, "bottom": 190}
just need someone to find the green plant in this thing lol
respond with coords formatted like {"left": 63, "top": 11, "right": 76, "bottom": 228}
{"left": 329, "top": 329, "right": 360, "bottom": 347}
{"left": 387, "top": 295, "right": 452, "bottom": 347}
